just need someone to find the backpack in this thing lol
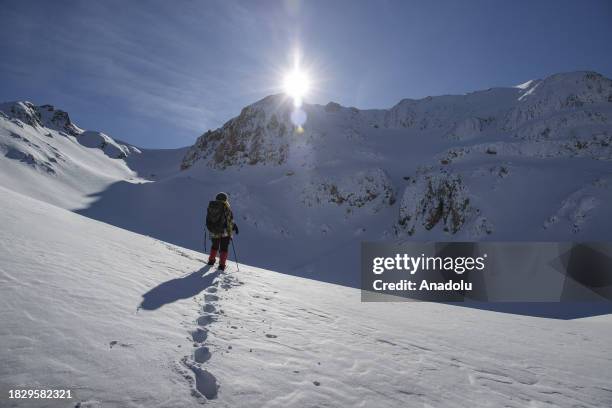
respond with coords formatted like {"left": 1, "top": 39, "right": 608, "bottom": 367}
{"left": 206, "top": 200, "right": 227, "bottom": 234}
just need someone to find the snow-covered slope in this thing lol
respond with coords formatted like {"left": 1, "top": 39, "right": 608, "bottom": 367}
{"left": 0, "top": 102, "right": 140, "bottom": 210}
{"left": 2, "top": 185, "right": 612, "bottom": 408}
{"left": 0, "top": 186, "right": 208, "bottom": 407}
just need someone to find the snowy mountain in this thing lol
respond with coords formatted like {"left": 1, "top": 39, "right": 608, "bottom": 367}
{"left": 2, "top": 185, "right": 611, "bottom": 407}
{"left": 0, "top": 101, "right": 141, "bottom": 209}
{"left": 178, "top": 71, "right": 612, "bottom": 281}
{"left": 2, "top": 71, "right": 612, "bottom": 287}
{"left": 0, "top": 101, "right": 83, "bottom": 136}
{"left": 2, "top": 71, "right": 612, "bottom": 407}
{"left": 181, "top": 71, "right": 612, "bottom": 238}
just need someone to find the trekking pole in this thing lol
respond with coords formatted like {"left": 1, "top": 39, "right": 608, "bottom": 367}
{"left": 230, "top": 238, "right": 240, "bottom": 272}
{"left": 204, "top": 230, "right": 207, "bottom": 253}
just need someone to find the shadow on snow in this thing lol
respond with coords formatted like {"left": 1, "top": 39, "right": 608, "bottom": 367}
{"left": 140, "top": 266, "right": 218, "bottom": 310}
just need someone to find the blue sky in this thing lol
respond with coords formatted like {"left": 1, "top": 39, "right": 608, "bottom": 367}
{"left": 1, "top": 0, "right": 611, "bottom": 148}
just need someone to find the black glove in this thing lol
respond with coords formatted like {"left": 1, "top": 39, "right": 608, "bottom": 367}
{"left": 233, "top": 224, "right": 239, "bottom": 234}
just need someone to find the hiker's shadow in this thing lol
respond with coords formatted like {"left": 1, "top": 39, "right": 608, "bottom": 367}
{"left": 139, "top": 266, "right": 219, "bottom": 311}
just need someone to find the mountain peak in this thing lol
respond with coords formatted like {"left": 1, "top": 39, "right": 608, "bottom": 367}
{"left": 0, "top": 101, "right": 82, "bottom": 136}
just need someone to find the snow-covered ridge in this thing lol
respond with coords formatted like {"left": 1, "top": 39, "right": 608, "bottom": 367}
{"left": 0, "top": 101, "right": 83, "bottom": 136}
{"left": 506, "top": 71, "right": 612, "bottom": 129}
{"left": 182, "top": 71, "right": 612, "bottom": 171}
{"left": 0, "top": 101, "right": 139, "bottom": 160}
{"left": 79, "top": 130, "right": 142, "bottom": 159}
{"left": 0, "top": 101, "right": 140, "bottom": 209}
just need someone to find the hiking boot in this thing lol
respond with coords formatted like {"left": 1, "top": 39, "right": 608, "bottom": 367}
{"left": 218, "top": 264, "right": 226, "bottom": 271}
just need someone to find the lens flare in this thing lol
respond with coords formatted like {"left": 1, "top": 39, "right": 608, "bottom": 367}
{"left": 290, "top": 108, "right": 307, "bottom": 127}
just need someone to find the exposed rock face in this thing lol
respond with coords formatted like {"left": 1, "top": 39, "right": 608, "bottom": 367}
{"left": 302, "top": 168, "right": 396, "bottom": 214}
{"left": 0, "top": 101, "right": 138, "bottom": 171}
{"left": 398, "top": 171, "right": 475, "bottom": 235}
{"left": 324, "top": 102, "right": 342, "bottom": 113}
{"left": 1, "top": 101, "right": 82, "bottom": 136}
{"left": 3, "top": 102, "right": 42, "bottom": 127}
{"left": 181, "top": 95, "right": 296, "bottom": 170}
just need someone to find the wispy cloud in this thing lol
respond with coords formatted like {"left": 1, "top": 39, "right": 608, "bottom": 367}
{"left": 0, "top": 1, "right": 299, "bottom": 144}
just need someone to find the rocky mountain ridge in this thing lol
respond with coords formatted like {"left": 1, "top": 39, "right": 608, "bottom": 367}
{"left": 179, "top": 71, "right": 612, "bottom": 238}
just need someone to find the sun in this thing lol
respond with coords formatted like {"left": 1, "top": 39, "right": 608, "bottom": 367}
{"left": 283, "top": 69, "right": 311, "bottom": 107}
{"left": 283, "top": 54, "right": 311, "bottom": 107}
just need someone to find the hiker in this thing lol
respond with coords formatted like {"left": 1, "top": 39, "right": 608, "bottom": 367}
{"left": 206, "top": 192, "right": 239, "bottom": 271}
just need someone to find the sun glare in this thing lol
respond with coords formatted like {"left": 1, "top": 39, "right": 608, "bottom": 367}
{"left": 284, "top": 70, "right": 310, "bottom": 107}
{"left": 283, "top": 52, "right": 311, "bottom": 108}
